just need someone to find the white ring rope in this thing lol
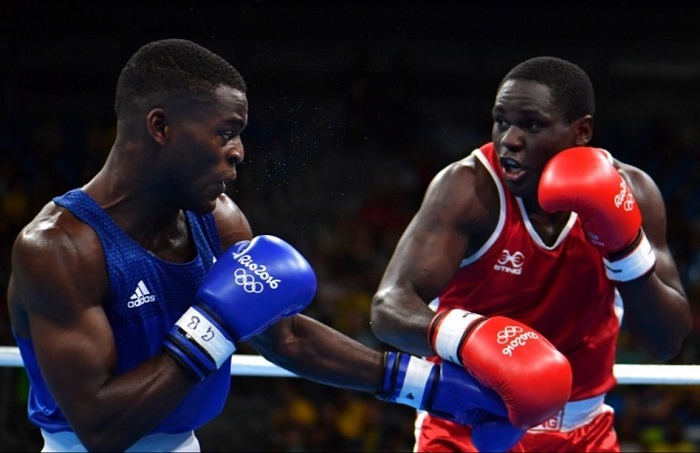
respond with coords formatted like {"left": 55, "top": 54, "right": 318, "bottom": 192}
{"left": 0, "top": 346, "right": 697, "bottom": 384}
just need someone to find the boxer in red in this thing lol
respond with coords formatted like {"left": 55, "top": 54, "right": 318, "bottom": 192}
{"left": 370, "top": 56, "right": 691, "bottom": 452}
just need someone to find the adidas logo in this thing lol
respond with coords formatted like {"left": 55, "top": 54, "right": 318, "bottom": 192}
{"left": 127, "top": 280, "right": 156, "bottom": 308}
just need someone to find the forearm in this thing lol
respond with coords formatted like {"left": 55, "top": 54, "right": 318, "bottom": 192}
{"left": 65, "top": 354, "right": 196, "bottom": 451}
{"left": 370, "top": 289, "right": 436, "bottom": 358}
{"left": 250, "top": 315, "right": 385, "bottom": 393}
{"left": 617, "top": 273, "right": 692, "bottom": 361}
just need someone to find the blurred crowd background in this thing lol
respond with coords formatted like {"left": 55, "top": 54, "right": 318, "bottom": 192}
{"left": 1, "top": 1, "right": 700, "bottom": 451}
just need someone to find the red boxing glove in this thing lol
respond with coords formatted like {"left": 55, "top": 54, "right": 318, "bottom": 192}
{"left": 538, "top": 146, "right": 655, "bottom": 282}
{"left": 428, "top": 309, "right": 572, "bottom": 430}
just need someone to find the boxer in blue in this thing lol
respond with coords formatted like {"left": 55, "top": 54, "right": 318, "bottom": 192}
{"left": 7, "top": 39, "right": 559, "bottom": 452}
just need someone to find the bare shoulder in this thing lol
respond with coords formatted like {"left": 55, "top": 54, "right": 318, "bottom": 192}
{"left": 423, "top": 153, "right": 498, "bottom": 234}
{"left": 9, "top": 202, "right": 107, "bottom": 333}
{"left": 13, "top": 201, "right": 105, "bottom": 274}
{"left": 424, "top": 154, "right": 478, "bottom": 204}
{"left": 212, "top": 194, "right": 253, "bottom": 250}
{"left": 614, "top": 158, "right": 654, "bottom": 185}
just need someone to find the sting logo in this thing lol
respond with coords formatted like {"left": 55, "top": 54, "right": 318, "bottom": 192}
{"left": 494, "top": 250, "right": 525, "bottom": 275}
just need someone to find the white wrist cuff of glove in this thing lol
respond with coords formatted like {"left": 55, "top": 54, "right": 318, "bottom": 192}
{"left": 174, "top": 306, "right": 236, "bottom": 368}
{"left": 432, "top": 309, "right": 484, "bottom": 364}
{"left": 394, "top": 356, "right": 435, "bottom": 408}
{"left": 603, "top": 231, "right": 656, "bottom": 282}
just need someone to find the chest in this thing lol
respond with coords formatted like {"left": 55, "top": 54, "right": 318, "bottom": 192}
{"left": 142, "top": 214, "right": 197, "bottom": 264}
{"left": 526, "top": 210, "right": 572, "bottom": 247}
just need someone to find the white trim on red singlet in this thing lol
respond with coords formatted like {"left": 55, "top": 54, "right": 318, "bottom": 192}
{"left": 459, "top": 148, "right": 507, "bottom": 267}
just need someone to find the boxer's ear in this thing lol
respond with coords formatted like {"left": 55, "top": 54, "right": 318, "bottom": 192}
{"left": 146, "top": 108, "right": 167, "bottom": 145}
{"left": 573, "top": 115, "right": 593, "bottom": 146}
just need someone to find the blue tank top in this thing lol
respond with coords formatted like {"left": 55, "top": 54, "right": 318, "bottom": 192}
{"left": 15, "top": 188, "right": 230, "bottom": 434}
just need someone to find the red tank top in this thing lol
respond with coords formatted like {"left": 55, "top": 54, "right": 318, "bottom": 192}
{"left": 436, "top": 143, "right": 620, "bottom": 400}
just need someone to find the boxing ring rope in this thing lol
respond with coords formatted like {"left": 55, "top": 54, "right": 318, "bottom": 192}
{"left": 0, "top": 346, "right": 698, "bottom": 384}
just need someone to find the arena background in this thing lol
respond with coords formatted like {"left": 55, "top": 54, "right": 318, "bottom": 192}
{"left": 1, "top": 1, "right": 699, "bottom": 451}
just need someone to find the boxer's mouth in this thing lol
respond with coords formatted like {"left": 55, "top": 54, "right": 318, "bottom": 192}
{"left": 500, "top": 157, "right": 526, "bottom": 180}
{"left": 220, "top": 172, "right": 237, "bottom": 192}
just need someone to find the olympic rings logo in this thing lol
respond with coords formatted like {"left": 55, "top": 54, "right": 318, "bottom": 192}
{"left": 614, "top": 180, "right": 636, "bottom": 212}
{"left": 234, "top": 268, "right": 264, "bottom": 294}
{"left": 497, "top": 325, "right": 540, "bottom": 356}
{"left": 622, "top": 193, "right": 635, "bottom": 212}
{"left": 496, "top": 325, "right": 524, "bottom": 344}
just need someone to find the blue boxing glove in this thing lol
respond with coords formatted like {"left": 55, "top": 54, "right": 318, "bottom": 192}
{"left": 163, "top": 235, "right": 317, "bottom": 381}
{"left": 472, "top": 417, "right": 526, "bottom": 452}
{"left": 377, "top": 352, "right": 525, "bottom": 452}
{"left": 376, "top": 352, "right": 508, "bottom": 426}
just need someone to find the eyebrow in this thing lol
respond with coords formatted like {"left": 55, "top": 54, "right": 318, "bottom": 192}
{"left": 492, "top": 105, "right": 543, "bottom": 116}
{"left": 223, "top": 117, "right": 247, "bottom": 129}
